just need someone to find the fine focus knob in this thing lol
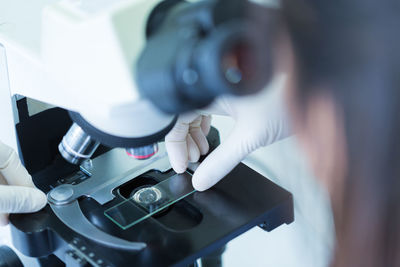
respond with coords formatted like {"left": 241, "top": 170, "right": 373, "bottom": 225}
{"left": 126, "top": 143, "right": 159, "bottom": 160}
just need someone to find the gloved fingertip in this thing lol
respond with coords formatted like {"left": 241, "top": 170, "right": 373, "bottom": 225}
{"left": 192, "top": 181, "right": 209, "bottom": 192}
{"left": 192, "top": 173, "right": 212, "bottom": 192}
{"left": 186, "top": 136, "right": 201, "bottom": 163}
{"left": 0, "top": 141, "right": 13, "bottom": 169}
{"left": 199, "top": 142, "right": 210, "bottom": 156}
{"left": 31, "top": 189, "right": 47, "bottom": 211}
{"left": 0, "top": 214, "right": 9, "bottom": 226}
{"left": 170, "top": 160, "right": 188, "bottom": 174}
{"left": 188, "top": 153, "right": 200, "bottom": 164}
{"left": 174, "top": 166, "right": 187, "bottom": 174}
{"left": 200, "top": 115, "right": 212, "bottom": 136}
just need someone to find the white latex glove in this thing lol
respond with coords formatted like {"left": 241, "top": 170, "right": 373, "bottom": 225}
{"left": 0, "top": 141, "right": 47, "bottom": 226}
{"left": 166, "top": 74, "right": 291, "bottom": 191}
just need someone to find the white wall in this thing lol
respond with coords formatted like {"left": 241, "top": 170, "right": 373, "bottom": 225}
{"left": 0, "top": 46, "right": 18, "bottom": 151}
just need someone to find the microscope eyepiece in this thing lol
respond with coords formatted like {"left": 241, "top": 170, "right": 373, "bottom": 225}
{"left": 59, "top": 123, "right": 100, "bottom": 165}
{"left": 137, "top": 0, "right": 275, "bottom": 114}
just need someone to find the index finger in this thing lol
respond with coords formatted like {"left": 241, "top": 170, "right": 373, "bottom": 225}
{"left": 0, "top": 141, "right": 35, "bottom": 188}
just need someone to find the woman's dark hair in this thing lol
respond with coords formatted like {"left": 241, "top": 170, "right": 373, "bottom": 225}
{"left": 282, "top": 0, "right": 400, "bottom": 266}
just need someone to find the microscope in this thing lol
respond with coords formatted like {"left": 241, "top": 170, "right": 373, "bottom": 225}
{"left": 0, "top": 0, "right": 293, "bottom": 266}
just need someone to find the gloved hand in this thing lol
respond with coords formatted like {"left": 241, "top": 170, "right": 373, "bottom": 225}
{"left": 166, "top": 74, "right": 291, "bottom": 191}
{"left": 0, "top": 141, "right": 47, "bottom": 226}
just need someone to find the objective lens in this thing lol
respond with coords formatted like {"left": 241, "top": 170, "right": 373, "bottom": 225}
{"left": 58, "top": 123, "right": 100, "bottom": 165}
{"left": 126, "top": 143, "right": 159, "bottom": 160}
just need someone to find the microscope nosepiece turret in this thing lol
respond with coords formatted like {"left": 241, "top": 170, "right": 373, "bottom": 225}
{"left": 58, "top": 111, "right": 176, "bottom": 165}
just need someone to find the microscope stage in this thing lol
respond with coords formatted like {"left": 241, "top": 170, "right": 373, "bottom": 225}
{"left": 10, "top": 151, "right": 293, "bottom": 266}
{"left": 9, "top": 109, "right": 293, "bottom": 266}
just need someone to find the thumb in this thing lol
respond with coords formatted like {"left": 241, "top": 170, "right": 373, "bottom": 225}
{"left": 192, "top": 127, "right": 256, "bottom": 191}
{"left": 0, "top": 185, "right": 47, "bottom": 214}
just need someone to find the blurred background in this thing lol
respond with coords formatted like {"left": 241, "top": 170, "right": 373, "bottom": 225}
{"left": 213, "top": 114, "right": 335, "bottom": 267}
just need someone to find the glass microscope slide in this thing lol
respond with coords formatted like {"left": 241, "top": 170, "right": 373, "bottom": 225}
{"left": 104, "top": 172, "right": 196, "bottom": 230}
